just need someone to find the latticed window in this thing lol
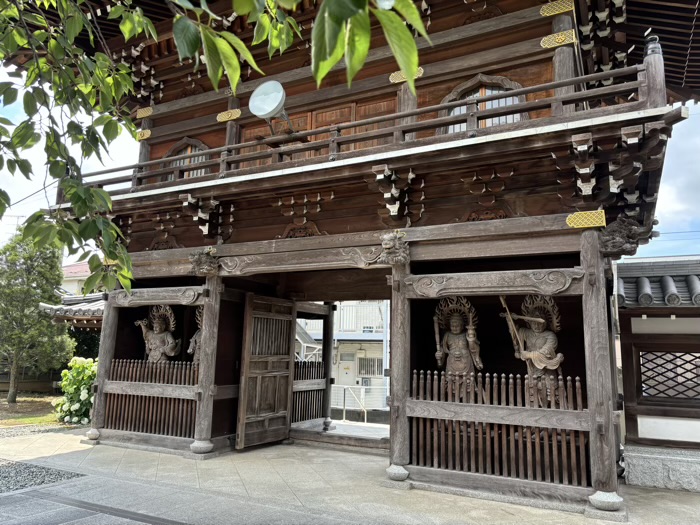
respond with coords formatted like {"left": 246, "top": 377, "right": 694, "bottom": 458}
{"left": 640, "top": 351, "right": 700, "bottom": 399}
{"left": 448, "top": 85, "right": 521, "bottom": 133}
{"left": 166, "top": 143, "right": 208, "bottom": 180}
{"left": 358, "top": 357, "right": 383, "bottom": 377}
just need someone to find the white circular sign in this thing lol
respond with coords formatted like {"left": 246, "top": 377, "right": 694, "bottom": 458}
{"left": 249, "top": 80, "right": 286, "bottom": 120}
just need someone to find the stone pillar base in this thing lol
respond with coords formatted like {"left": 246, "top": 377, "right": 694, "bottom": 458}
{"left": 386, "top": 464, "right": 409, "bottom": 481}
{"left": 189, "top": 439, "right": 214, "bottom": 454}
{"left": 625, "top": 444, "right": 700, "bottom": 492}
{"left": 588, "top": 491, "right": 624, "bottom": 511}
{"left": 86, "top": 428, "right": 100, "bottom": 441}
{"left": 323, "top": 417, "right": 332, "bottom": 431}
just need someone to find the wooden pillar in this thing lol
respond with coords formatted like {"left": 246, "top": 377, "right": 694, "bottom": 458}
{"left": 395, "top": 83, "right": 417, "bottom": 143}
{"left": 643, "top": 35, "right": 666, "bottom": 108}
{"left": 86, "top": 299, "right": 118, "bottom": 440}
{"left": 133, "top": 118, "right": 151, "bottom": 187}
{"left": 190, "top": 275, "right": 222, "bottom": 453}
{"left": 221, "top": 97, "right": 240, "bottom": 172}
{"left": 389, "top": 263, "right": 411, "bottom": 471}
{"left": 552, "top": 14, "right": 575, "bottom": 115}
{"left": 581, "top": 230, "right": 621, "bottom": 509}
{"left": 322, "top": 302, "right": 335, "bottom": 431}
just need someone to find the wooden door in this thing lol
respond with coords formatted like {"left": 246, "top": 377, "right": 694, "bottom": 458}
{"left": 235, "top": 294, "right": 296, "bottom": 449}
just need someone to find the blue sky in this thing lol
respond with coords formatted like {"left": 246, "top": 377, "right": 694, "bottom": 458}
{"left": 1, "top": 69, "right": 700, "bottom": 258}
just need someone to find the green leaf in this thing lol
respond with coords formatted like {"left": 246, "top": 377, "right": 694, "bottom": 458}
{"left": 103, "top": 120, "right": 119, "bottom": 142}
{"left": 119, "top": 14, "right": 136, "bottom": 42}
{"left": 23, "top": 91, "right": 38, "bottom": 117}
{"left": 219, "top": 32, "right": 263, "bottom": 74}
{"left": 345, "top": 10, "right": 370, "bottom": 86}
{"left": 87, "top": 254, "right": 102, "bottom": 273}
{"left": 311, "top": 4, "right": 345, "bottom": 86}
{"left": 3, "top": 87, "right": 18, "bottom": 106}
{"left": 393, "top": 0, "right": 431, "bottom": 42}
{"left": 233, "top": 0, "right": 259, "bottom": 16}
{"left": 371, "top": 8, "right": 418, "bottom": 93}
{"left": 253, "top": 13, "right": 271, "bottom": 45}
{"left": 215, "top": 37, "right": 241, "bottom": 93}
{"left": 107, "top": 5, "right": 125, "bottom": 19}
{"left": 0, "top": 189, "right": 9, "bottom": 218}
{"left": 172, "top": 15, "right": 201, "bottom": 61}
{"left": 65, "top": 14, "right": 84, "bottom": 42}
{"left": 48, "top": 39, "right": 65, "bottom": 61}
{"left": 201, "top": 28, "right": 223, "bottom": 89}
{"left": 83, "top": 270, "right": 103, "bottom": 294}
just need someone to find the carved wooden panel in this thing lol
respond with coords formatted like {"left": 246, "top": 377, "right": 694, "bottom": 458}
{"left": 110, "top": 287, "right": 207, "bottom": 307}
{"left": 404, "top": 269, "right": 585, "bottom": 298}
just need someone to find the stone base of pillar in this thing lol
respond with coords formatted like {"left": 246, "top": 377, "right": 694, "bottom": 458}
{"left": 323, "top": 417, "right": 332, "bottom": 431}
{"left": 386, "top": 464, "right": 409, "bottom": 481}
{"left": 189, "top": 439, "right": 214, "bottom": 454}
{"left": 584, "top": 503, "right": 628, "bottom": 523}
{"left": 588, "top": 491, "right": 624, "bottom": 511}
{"left": 86, "top": 428, "right": 100, "bottom": 441}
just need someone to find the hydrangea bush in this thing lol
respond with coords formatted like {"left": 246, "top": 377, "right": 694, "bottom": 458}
{"left": 54, "top": 357, "right": 98, "bottom": 425}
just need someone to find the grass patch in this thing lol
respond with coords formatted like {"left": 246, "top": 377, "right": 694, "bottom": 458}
{"left": 0, "top": 394, "right": 61, "bottom": 428}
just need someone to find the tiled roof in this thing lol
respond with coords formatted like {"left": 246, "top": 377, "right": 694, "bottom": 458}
{"left": 615, "top": 257, "right": 700, "bottom": 308}
{"left": 39, "top": 293, "right": 105, "bottom": 319}
{"left": 62, "top": 261, "right": 91, "bottom": 278}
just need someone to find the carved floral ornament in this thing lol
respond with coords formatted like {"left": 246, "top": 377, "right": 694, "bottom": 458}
{"left": 112, "top": 288, "right": 204, "bottom": 306}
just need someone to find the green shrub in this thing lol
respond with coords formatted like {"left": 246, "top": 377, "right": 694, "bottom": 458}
{"left": 53, "top": 357, "right": 98, "bottom": 425}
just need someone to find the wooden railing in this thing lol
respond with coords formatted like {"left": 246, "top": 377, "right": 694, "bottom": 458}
{"left": 77, "top": 65, "right": 653, "bottom": 198}
{"left": 109, "top": 359, "right": 198, "bottom": 385}
{"left": 103, "top": 359, "right": 199, "bottom": 438}
{"left": 408, "top": 371, "right": 590, "bottom": 487}
{"left": 291, "top": 361, "right": 325, "bottom": 423}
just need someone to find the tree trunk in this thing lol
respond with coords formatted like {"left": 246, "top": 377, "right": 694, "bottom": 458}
{"left": 7, "top": 358, "right": 18, "bottom": 404}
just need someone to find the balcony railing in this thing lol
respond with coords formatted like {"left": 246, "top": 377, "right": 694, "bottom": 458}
{"left": 300, "top": 302, "right": 386, "bottom": 336}
{"left": 76, "top": 65, "right": 656, "bottom": 199}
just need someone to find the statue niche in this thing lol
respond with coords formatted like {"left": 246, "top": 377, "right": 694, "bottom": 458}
{"left": 500, "top": 294, "right": 564, "bottom": 407}
{"left": 135, "top": 305, "right": 181, "bottom": 363}
{"left": 433, "top": 297, "right": 483, "bottom": 395}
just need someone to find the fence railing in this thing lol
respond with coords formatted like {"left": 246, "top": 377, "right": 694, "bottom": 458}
{"left": 408, "top": 371, "right": 589, "bottom": 487}
{"left": 75, "top": 65, "right": 650, "bottom": 198}
{"left": 331, "top": 385, "right": 389, "bottom": 413}
{"left": 108, "top": 359, "right": 198, "bottom": 385}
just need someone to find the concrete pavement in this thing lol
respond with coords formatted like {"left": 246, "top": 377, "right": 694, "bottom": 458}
{"left": 0, "top": 428, "right": 699, "bottom": 524}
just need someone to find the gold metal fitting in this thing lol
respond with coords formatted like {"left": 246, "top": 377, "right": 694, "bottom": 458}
{"left": 540, "top": 0, "right": 574, "bottom": 17}
{"left": 136, "top": 106, "right": 154, "bottom": 119}
{"left": 566, "top": 210, "right": 606, "bottom": 229}
{"left": 216, "top": 109, "right": 242, "bottom": 122}
{"left": 540, "top": 29, "right": 577, "bottom": 48}
{"left": 389, "top": 67, "right": 424, "bottom": 84}
{"left": 136, "top": 129, "right": 152, "bottom": 141}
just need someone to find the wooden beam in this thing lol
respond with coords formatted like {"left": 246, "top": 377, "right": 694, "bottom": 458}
{"left": 411, "top": 233, "right": 582, "bottom": 261}
{"left": 218, "top": 247, "right": 388, "bottom": 276}
{"left": 293, "top": 379, "right": 327, "bottom": 392}
{"left": 406, "top": 399, "right": 590, "bottom": 431}
{"left": 404, "top": 268, "right": 585, "bottom": 299}
{"left": 580, "top": 230, "right": 618, "bottom": 493}
{"left": 296, "top": 302, "right": 331, "bottom": 316}
{"left": 405, "top": 465, "right": 593, "bottom": 503}
{"left": 213, "top": 384, "right": 239, "bottom": 400}
{"left": 109, "top": 287, "right": 208, "bottom": 307}
{"left": 103, "top": 381, "right": 198, "bottom": 400}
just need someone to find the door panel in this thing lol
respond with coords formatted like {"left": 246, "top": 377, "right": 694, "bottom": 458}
{"left": 236, "top": 294, "right": 296, "bottom": 449}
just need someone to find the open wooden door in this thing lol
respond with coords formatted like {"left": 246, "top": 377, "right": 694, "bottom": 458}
{"left": 235, "top": 294, "right": 296, "bottom": 449}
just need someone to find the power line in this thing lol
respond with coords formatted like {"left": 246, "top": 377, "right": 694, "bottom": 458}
{"left": 9, "top": 179, "right": 58, "bottom": 207}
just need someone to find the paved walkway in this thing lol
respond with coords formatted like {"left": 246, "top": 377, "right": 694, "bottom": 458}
{"left": 1, "top": 428, "right": 699, "bottom": 524}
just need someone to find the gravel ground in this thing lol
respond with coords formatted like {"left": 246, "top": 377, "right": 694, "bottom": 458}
{"left": 0, "top": 424, "right": 84, "bottom": 439}
{"left": 0, "top": 459, "right": 83, "bottom": 493}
